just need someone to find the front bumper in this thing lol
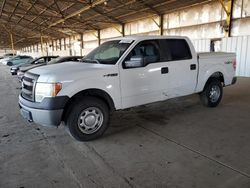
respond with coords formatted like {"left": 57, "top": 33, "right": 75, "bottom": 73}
{"left": 19, "top": 95, "right": 69, "bottom": 127}
{"left": 17, "top": 71, "right": 25, "bottom": 81}
{"left": 10, "top": 69, "right": 18, "bottom": 75}
{"left": 17, "top": 74, "right": 24, "bottom": 82}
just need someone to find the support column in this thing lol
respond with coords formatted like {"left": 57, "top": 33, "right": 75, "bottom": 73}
{"left": 10, "top": 33, "right": 14, "bottom": 53}
{"left": 40, "top": 34, "right": 44, "bottom": 53}
{"left": 219, "top": 0, "right": 234, "bottom": 37}
{"left": 97, "top": 30, "right": 101, "bottom": 46}
{"left": 64, "top": 38, "right": 66, "bottom": 50}
{"left": 152, "top": 15, "right": 164, "bottom": 36}
{"left": 122, "top": 23, "right": 125, "bottom": 37}
{"left": 159, "top": 14, "right": 164, "bottom": 36}
{"left": 52, "top": 40, "right": 54, "bottom": 51}
{"left": 227, "top": 0, "right": 234, "bottom": 37}
{"left": 59, "top": 38, "right": 62, "bottom": 50}
{"left": 80, "top": 33, "right": 84, "bottom": 56}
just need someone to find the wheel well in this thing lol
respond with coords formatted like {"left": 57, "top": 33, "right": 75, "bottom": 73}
{"left": 62, "top": 89, "right": 115, "bottom": 122}
{"left": 206, "top": 72, "right": 225, "bottom": 85}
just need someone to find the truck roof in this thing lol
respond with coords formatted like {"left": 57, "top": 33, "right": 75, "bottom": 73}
{"left": 111, "top": 35, "right": 189, "bottom": 41}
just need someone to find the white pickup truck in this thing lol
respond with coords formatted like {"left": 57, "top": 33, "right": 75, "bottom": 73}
{"left": 19, "top": 36, "right": 237, "bottom": 141}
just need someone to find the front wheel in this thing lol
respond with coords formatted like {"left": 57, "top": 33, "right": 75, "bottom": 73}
{"left": 66, "top": 96, "right": 110, "bottom": 141}
{"left": 7, "top": 62, "right": 13, "bottom": 66}
{"left": 200, "top": 79, "right": 223, "bottom": 107}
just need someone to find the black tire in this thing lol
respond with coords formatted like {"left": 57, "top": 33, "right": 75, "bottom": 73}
{"left": 66, "top": 96, "right": 110, "bottom": 141}
{"left": 7, "top": 62, "right": 13, "bottom": 66}
{"left": 200, "top": 79, "right": 223, "bottom": 107}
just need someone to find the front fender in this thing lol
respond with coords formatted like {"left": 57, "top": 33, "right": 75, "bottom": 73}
{"left": 57, "top": 78, "right": 121, "bottom": 109}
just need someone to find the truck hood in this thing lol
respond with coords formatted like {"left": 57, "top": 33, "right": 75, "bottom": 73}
{"left": 28, "top": 61, "right": 116, "bottom": 82}
{"left": 12, "top": 62, "right": 32, "bottom": 69}
{"left": 20, "top": 63, "right": 45, "bottom": 72}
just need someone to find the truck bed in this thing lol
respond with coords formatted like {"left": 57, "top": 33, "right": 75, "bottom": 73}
{"left": 198, "top": 52, "right": 236, "bottom": 59}
{"left": 195, "top": 52, "right": 236, "bottom": 93}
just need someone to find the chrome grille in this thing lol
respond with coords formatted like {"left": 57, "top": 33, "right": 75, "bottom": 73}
{"left": 21, "top": 72, "right": 39, "bottom": 101}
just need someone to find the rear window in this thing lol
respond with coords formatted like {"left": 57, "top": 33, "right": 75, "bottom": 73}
{"left": 162, "top": 39, "right": 192, "bottom": 61}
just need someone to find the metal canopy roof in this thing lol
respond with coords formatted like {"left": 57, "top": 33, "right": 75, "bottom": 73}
{"left": 0, "top": 0, "right": 212, "bottom": 49}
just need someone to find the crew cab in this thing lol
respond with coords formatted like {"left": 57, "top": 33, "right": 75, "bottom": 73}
{"left": 19, "top": 36, "right": 237, "bottom": 141}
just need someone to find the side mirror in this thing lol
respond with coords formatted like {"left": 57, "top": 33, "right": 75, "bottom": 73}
{"left": 124, "top": 56, "right": 144, "bottom": 68}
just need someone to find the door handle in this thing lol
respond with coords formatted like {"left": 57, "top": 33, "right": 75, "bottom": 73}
{"left": 161, "top": 67, "right": 169, "bottom": 74}
{"left": 190, "top": 64, "right": 196, "bottom": 70}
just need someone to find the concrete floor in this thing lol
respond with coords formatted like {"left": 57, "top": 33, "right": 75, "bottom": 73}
{"left": 0, "top": 64, "right": 250, "bottom": 188}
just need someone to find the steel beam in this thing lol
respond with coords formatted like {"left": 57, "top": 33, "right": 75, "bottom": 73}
{"left": 48, "top": 0, "right": 107, "bottom": 28}
{"left": 0, "top": 0, "right": 6, "bottom": 18}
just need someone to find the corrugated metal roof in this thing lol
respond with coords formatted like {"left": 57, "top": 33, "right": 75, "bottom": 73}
{"left": 0, "top": 0, "right": 213, "bottom": 48}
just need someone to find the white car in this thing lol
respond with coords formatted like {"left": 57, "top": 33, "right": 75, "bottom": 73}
{"left": 1, "top": 56, "right": 13, "bottom": 65}
{"left": 0, "top": 53, "right": 16, "bottom": 65}
{"left": 19, "top": 36, "right": 237, "bottom": 141}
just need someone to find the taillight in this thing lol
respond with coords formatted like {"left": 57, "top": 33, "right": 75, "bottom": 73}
{"left": 233, "top": 60, "right": 236, "bottom": 71}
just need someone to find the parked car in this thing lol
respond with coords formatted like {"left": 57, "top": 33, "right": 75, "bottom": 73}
{"left": 17, "top": 56, "right": 83, "bottom": 81}
{"left": 1, "top": 57, "right": 12, "bottom": 65}
{"left": 0, "top": 53, "right": 15, "bottom": 59}
{"left": 19, "top": 36, "right": 237, "bottom": 141}
{"left": 0, "top": 53, "right": 16, "bottom": 64}
{"left": 6, "top": 55, "right": 33, "bottom": 66}
{"left": 4, "top": 53, "right": 16, "bottom": 57}
{"left": 1, "top": 56, "right": 15, "bottom": 65}
{"left": 10, "top": 56, "right": 58, "bottom": 75}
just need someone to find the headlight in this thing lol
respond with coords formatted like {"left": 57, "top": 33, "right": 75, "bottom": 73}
{"left": 35, "top": 83, "right": 62, "bottom": 103}
{"left": 17, "top": 71, "right": 24, "bottom": 76}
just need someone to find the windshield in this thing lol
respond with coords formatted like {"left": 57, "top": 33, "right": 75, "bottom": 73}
{"left": 83, "top": 40, "right": 133, "bottom": 65}
{"left": 11, "top": 56, "right": 20, "bottom": 60}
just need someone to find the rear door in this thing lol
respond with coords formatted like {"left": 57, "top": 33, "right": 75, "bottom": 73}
{"left": 160, "top": 39, "right": 198, "bottom": 98}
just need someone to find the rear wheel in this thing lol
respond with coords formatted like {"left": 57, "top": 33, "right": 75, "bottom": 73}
{"left": 66, "top": 96, "right": 110, "bottom": 141}
{"left": 200, "top": 79, "right": 223, "bottom": 107}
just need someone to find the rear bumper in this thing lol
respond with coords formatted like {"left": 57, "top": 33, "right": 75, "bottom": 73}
{"left": 19, "top": 95, "right": 69, "bottom": 127}
{"left": 231, "top": 77, "right": 237, "bottom": 85}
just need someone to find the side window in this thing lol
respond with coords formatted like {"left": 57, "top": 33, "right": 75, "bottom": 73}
{"left": 124, "top": 40, "right": 160, "bottom": 68}
{"left": 46, "top": 58, "right": 52, "bottom": 62}
{"left": 162, "top": 39, "right": 192, "bottom": 61}
{"left": 35, "top": 58, "right": 45, "bottom": 64}
{"left": 74, "top": 58, "right": 82, "bottom": 62}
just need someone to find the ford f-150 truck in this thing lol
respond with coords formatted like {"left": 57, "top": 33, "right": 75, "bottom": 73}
{"left": 19, "top": 36, "right": 237, "bottom": 141}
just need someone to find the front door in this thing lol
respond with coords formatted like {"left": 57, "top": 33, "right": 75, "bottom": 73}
{"left": 120, "top": 40, "right": 170, "bottom": 109}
